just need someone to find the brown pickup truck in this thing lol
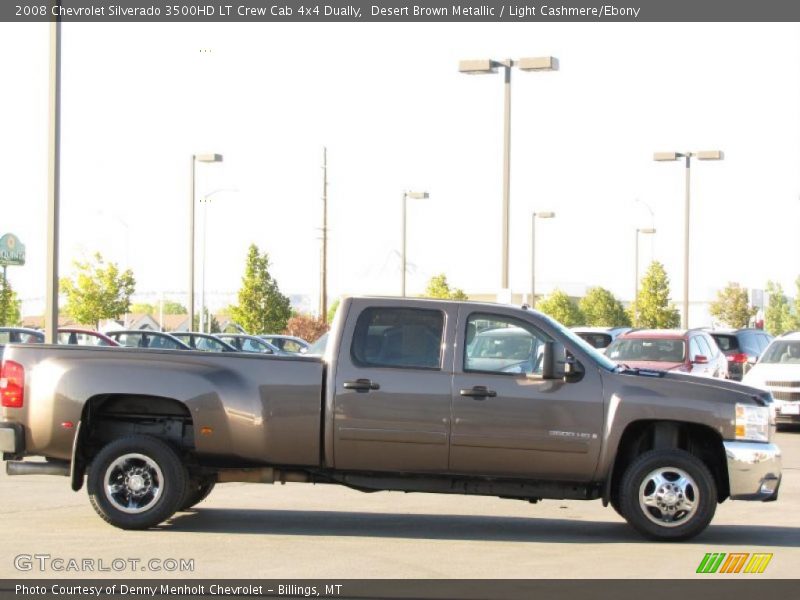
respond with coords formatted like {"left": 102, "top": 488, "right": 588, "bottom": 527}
{"left": 0, "top": 297, "right": 782, "bottom": 540}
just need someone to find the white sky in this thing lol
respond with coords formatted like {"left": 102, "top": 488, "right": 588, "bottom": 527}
{"left": 1, "top": 22, "right": 799, "bottom": 316}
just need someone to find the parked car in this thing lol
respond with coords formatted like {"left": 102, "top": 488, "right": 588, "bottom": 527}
{"left": 105, "top": 330, "right": 191, "bottom": 350}
{"left": 2, "top": 327, "right": 119, "bottom": 347}
{"left": 467, "top": 325, "right": 542, "bottom": 374}
{"left": 605, "top": 329, "right": 728, "bottom": 379}
{"left": 171, "top": 332, "right": 237, "bottom": 353}
{"left": 707, "top": 328, "right": 773, "bottom": 381}
{"left": 743, "top": 331, "right": 800, "bottom": 425}
{"left": 0, "top": 327, "right": 45, "bottom": 345}
{"left": 0, "top": 297, "right": 780, "bottom": 541}
{"left": 259, "top": 334, "right": 310, "bottom": 354}
{"left": 217, "top": 333, "right": 286, "bottom": 354}
{"left": 571, "top": 326, "right": 632, "bottom": 352}
{"left": 57, "top": 329, "right": 119, "bottom": 347}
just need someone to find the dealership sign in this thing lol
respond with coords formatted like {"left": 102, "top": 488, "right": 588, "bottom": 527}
{"left": 0, "top": 233, "right": 25, "bottom": 266}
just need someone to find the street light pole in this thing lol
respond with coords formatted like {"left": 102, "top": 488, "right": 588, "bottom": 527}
{"left": 199, "top": 187, "right": 237, "bottom": 333}
{"left": 401, "top": 190, "right": 429, "bottom": 297}
{"left": 189, "top": 153, "right": 222, "bottom": 332}
{"left": 501, "top": 62, "right": 512, "bottom": 292}
{"left": 634, "top": 227, "right": 656, "bottom": 325}
{"left": 654, "top": 150, "right": 723, "bottom": 329}
{"left": 459, "top": 56, "right": 558, "bottom": 295}
{"left": 530, "top": 211, "right": 555, "bottom": 308}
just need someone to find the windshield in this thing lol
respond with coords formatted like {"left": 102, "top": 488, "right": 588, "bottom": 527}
{"left": 761, "top": 340, "right": 800, "bottom": 364}
{"left": 536, "top": 312, "right": 618, "bottom": 371}
{"left": 606, "top": 337, "right": 686, "bottom": 363}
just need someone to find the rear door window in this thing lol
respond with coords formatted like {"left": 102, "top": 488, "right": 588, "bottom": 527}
{"left": 696, "top": 335, "right": 713, "bottom": 358}
{"left": 739, "top": 333, "right": 761, "bottom": 356}
{"left": 689, "top": 337, "right": 703, "bottom": 360}
{"left": 712, "top": 334, "right": 737, "bottom": 352}
{"left": 351, "top": 307, "right": 444, "bottom": 370}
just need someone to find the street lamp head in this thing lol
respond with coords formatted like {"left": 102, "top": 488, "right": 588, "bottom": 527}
{"left": 458, "top": 59, "right": 497, "bottom": 74}
{"left": 638, "top": 227, "right": 656, "bottom": 235}
{"left": 195, "top": 153, "right": 223, "bottom": 163}
{"left": 534, "top": 211, "right": 556, "bottom": 219}
{"left": 696, "top": 150, "right": 724, "bottom": 161}
{"left": 516, "top": 56, "right": 559, "bottom": 72}
{"left": 406, "top": 191, "right": 429, "bottom": 200}
{"left": 653, "top": 152, "right": 680, "bottom": 162}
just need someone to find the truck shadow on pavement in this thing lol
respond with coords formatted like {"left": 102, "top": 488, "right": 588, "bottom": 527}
{"left": 165, "top": 509, "right": 800, "bottom": 546}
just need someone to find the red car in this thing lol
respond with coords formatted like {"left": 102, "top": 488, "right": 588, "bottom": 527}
{"left": 56, "top": 328, "right": 119, "bottom": 347}
{"left": 605, "top": 329, "right": 728, "bottom": 379}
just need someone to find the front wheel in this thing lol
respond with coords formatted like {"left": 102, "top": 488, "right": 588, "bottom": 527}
{"left": 87, "top": 436, "right": 188, "bottom": 530}
{"left": 618, "top": 448, "right": 717, "bottom": 541}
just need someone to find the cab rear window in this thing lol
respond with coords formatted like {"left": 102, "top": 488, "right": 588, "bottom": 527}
{"left": 351, "top": 307, "right": 444, "bottom": 370}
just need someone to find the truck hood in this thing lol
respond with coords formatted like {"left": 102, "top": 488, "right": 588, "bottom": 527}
{"left": 616, "top": 360, "right": 685, "bottom": 372}
{"left": 610, "top": 367, "right": 771, "bottom": 407}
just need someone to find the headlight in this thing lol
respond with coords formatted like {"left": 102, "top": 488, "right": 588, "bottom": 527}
{"left": 735, "top": 403, "right": 769, "bottom": 442}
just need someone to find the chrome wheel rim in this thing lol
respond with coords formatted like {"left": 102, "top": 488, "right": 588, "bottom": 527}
{"left": 104, "top": 453, "right": 164, "bottom": 514}
{"left": 638, "top": 466, "right": 698, "bottom": 528}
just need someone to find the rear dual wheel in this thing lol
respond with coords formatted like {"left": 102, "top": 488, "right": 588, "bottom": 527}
{"left": 87, "top": 436, "right": 188, "bottom": 530}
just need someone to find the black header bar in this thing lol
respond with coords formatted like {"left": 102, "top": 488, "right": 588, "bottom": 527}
{"left": 4, "top": 0, "right": 800, "bottom": 23}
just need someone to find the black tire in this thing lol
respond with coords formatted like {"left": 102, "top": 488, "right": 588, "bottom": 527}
{"left": 179, "top": 478, "right": 216, "bottom": 511}
{"left": 87, "top": 435, "right": 188, "bottom": 530}
{"left": 618, "top": 448, "right": 717, "bottom": 541}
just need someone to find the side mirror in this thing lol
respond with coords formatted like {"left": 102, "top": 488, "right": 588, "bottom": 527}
{"left": 693, "top": 354, "right": 708, "bottom": 364}
{"left": 542, "top": 341, "right": 569, "bottom": 380}
{"left": 748, "top": 356, "right": 758, "bottom": 365}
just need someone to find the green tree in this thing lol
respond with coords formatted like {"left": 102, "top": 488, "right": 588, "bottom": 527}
{"left": 60, "top": 253, "right": 135, "bottom": 329}
{"left": 709, "top": 282, "right": 756, "bottom": 328}
{"left": 229, "top": 244, "right": 292, "bottom": 334}
{"left": 423, "top": 274, "right": 468, "bottom": 300}
{"left": 578, "top": 287, "right": 631, "bottom": 327}
{"left": 192, "top": 309, "right": 220, "bottom": 333}
{"left": 130, "top": 302, "right": 155, "bottom": 315}
{"left": 794, "top": 276, "right": 800, "bottom": 330}
{"left": 537, "top": 290, "right": 585, "bottom": 326}
{"left": 162, "top": 300, "right": 187, "bottom": 315}
{"left": 327, "top": 298, "right": 340, "bottom": 324}
{"left": 0, "top": 277, "right": 22, "bottom": 326}
{"left": 630, "top": 261, "right": 680, "bottom": 328}
{"left": 765, "top": 281, "right": 793, "bottom": 335}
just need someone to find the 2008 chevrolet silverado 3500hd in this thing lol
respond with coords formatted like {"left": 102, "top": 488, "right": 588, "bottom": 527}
{"left": 0, "top": 297, "right": 782, "bottom": 540}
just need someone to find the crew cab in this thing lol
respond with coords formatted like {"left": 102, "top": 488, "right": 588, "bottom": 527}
{"left": 0, "top": 297, "right": 781, "bottom": 541}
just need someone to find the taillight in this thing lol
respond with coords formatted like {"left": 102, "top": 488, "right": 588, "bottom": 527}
{"left": 0, "top": 360, "right": 24, "bottom": 408}
{"left": 728, "top": 353, "right": 749, "bottom": 364}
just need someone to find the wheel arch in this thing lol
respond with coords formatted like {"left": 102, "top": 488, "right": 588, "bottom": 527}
{"left": 604, "top": 419, "right": 729, "bottom": 506}
{"left": 71, "top": 394, "right": 195, "bottom": 492}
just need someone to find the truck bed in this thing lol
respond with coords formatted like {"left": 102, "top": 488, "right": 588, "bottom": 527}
{"left": 1, "top": 344, "right": 325, "bottom": 467}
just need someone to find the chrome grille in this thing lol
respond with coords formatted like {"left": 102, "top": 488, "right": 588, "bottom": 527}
{"left": 772, "top": 391, "right": 800, "bottom": 402}
{"left": 765, "top": 381, "right": 800, "bottom": 388}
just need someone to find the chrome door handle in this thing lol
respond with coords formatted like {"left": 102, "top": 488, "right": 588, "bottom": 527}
{"left": 343, "top": 379, "right": 380, "bottom": 392}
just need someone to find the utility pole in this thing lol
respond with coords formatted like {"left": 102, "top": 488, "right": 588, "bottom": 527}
{"left": 319, "top": 147, "right": 329, "bottom": 323}
{"left": 45, "top": 3, "right": 62, "bottom": 344}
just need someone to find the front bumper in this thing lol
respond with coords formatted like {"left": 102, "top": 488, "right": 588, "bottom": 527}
{"left": 724, "top": 441, "right": 781, "bottom": 501}
{"left": 0, "top": 422, "right": 25, "bottom": 459}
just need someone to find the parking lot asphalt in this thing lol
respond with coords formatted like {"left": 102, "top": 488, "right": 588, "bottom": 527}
{"left": 0, "top": 430, "right": 798, "bottom": 580}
